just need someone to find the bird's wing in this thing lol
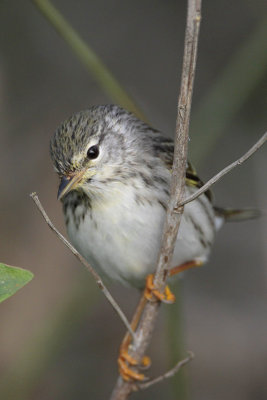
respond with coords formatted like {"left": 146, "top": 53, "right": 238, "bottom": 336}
{"left": 185, "top": 161, "right": 213, "bottom": 202}
{"left": 153, "top": 136, "right": 213, "bottom": 203}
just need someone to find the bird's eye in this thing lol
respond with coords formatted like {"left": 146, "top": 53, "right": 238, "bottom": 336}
{"left": 87, "top": 145, "right": 99, "bottom": 160}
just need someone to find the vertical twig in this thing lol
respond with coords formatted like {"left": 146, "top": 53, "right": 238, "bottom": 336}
{"left": 110, "top": 1, "right": 202, "bottom": 399}
{"left": 166, "top": 281, "right": 188, "bottom": 399}
{"left": 153, "top": 0, "right": 201, "bottom": 289}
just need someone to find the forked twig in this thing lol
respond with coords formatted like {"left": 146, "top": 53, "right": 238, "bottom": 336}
{"left": 30, "top": 193, "right": 136, "bottom": 342}
{"left": 136, "top": 351, "right": 194, "bottom": 391}
{"left": 179, "top": 132, "right": 267, "bottom": 207}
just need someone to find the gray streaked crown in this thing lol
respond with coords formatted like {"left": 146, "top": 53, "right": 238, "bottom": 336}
{"left": 50, "top": 104, "right": 174, "bottom": 176}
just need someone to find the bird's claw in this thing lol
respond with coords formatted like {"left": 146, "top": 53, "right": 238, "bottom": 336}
{"left": 118, "top": 349, "right": 151, "bottom": 381}
{"left": 144, "top": 274, "right": 175, "bottom": 303}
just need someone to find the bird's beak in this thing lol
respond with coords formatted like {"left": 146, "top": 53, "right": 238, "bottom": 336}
{"left": 57, "top": 170, "right": 86, "bottom": 200}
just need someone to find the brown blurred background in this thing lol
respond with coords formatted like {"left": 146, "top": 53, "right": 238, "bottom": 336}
{"left": 0, "top": 1, "right": 266, "bottom": 399}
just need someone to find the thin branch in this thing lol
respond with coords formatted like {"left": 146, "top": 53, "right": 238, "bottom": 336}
{"left": 30, "top": 193, "right": 136, "bottom": 342}
{"left": 136, "top": 351, "right": 194, "bottom": 391}
{"left": 180, "top": 131, "right": 267, "bottom": 207}
{"left": 110, "top": 1, "right": 202, "bottom": 399}
{"left": 31, "top": 0, "right": 146, "bottom": 122}
{"left": 153, "top": 0, "right": 202, "bottom": 289}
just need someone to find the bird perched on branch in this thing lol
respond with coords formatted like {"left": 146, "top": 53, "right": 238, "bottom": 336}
{"left": 50, "top": 104, "right": 258, "bottom": 380}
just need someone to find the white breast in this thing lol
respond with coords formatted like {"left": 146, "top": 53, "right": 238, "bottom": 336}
{"left": 65, "top": 185, "right": 217, "bottom": 288}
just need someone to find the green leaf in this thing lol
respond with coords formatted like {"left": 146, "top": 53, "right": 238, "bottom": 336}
{"left": 0, "top": 263, "right": 34, "bottom": 303}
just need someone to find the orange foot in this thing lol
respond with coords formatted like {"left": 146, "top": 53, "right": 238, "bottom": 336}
{"left": 144, "top": 274, "right": 176, "bottom": 303}
{"left": 118, "top": 348, "right": 151, "bottom": 382}
{"left": 117, "top": 261, "right": 203, "bottom": 381}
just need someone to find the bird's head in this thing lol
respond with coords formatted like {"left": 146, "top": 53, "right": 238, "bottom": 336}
{"left": 50, "top": 105, "right": 154, "bottom": 200}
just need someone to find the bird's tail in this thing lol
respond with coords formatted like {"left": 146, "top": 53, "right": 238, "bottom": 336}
{"left": 214, "top": 206, "right": 261, "bottom": 222}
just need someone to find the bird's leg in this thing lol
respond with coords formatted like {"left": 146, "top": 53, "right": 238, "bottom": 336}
{"left": 169, "top": 259, "right": 203, "bottom": 276}
{"left": 120, "top": 272, "right": 176, "bottom": 381}
{"left": 118, "top": 295, "right": 151, "bottom": 381}
{"left": 119, "top": 270, "right": 175, "bottom": 381}
{"left": 144, "top": 260, "right": 203, "bottom": 303}
{"left": 118, "top": 260, "right": 202, "bottom": 381}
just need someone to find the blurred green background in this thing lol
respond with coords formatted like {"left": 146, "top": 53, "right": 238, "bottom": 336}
{"left": 0, "top": 1, "right": 266, "bottom": 399}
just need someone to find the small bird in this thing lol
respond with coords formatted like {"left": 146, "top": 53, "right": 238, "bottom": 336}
{"left": 50, "top": 104, "right": 259, "bottom": 381}
{"left": 50, "top": 104, "right": 258, "bottom": 290}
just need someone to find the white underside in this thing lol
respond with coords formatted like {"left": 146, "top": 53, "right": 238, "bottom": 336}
{"left": 66, "top": 185, "right": 221, "bottom": 288}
